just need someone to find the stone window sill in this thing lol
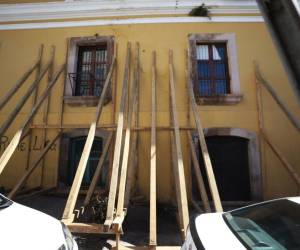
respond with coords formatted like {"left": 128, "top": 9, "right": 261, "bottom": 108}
{"left": 196, "top": 94, "right": 243, "bottom": 105}
{"left": 64, "top": 96, "right": 111, "bottom": 107}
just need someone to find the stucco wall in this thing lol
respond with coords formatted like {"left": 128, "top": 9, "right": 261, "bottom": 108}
{"left": 0, "top": 21, "right": 299, "bottom": 202}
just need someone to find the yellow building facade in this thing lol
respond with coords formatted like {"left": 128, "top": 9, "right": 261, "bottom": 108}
{"left": 0, "top": 0, "right": 299, "bottom": 206}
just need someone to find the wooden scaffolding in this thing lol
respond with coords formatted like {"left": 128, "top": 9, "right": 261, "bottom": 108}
{"left": 1, "top": 42, "right": 299, "bottom": 249}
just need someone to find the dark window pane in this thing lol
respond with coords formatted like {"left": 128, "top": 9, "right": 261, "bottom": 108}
{"left": 75, "top": 45, "right": 108, "bottom": 96}
{"left": 215, "top": 80, "right": 227, "bottom": 95}
{"left": 199, "top": 80, "right": 212, "bottom": 96}
{"left": 198, "top": 62, "right": 210, "bottom": 79}
{"left": 214, "top": 63, "right": 226, "bottom": 78}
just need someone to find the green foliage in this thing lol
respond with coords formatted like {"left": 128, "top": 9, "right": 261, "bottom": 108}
{"left": 189, "top": 3, "right": 210, "bottom": 17}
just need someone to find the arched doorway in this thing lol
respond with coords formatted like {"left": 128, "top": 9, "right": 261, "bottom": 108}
{"left": 192, "top": 127, "right": 262, "bottom": 201}
{"left": 58, "top": 129, "right": 110, "bottom": 188}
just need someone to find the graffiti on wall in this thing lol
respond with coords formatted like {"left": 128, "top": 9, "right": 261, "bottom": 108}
{"left": 0, "top": 135, "right": 57, "bottom": 152}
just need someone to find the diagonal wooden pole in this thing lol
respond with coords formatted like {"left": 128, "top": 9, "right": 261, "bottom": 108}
{"left": 104, "top": 42, "right": 131, "bottom": 228}
{"left": 0, "top": 46, "right": 43, "bottom": 111}
{"left": 115, "top": 43, "right": 140, "bottom": 220}
{"left": 62, "top": 52, "right": 116, "bottom": 223}
{"left": 8, "top": 132, "right": 61, "bottom": 199}
{"left": 187, "top": 131, "right": 211, "bottom": 212}
{"left": 40, "top": 45, "right": 55, "bottom": 184}
{"left": 25, "top": 45, "right": 46, "bottom": 172}
{"left": 255, "top": 63, "right": 300, "bottom": 131}
{"left": 186, "top": 48, "right": 223, "bottom": 212}
{"left": 0, "top": 55, "right": 54, "bottom": 137}
{"left": 124, "top": 43, "right": 140, "bottom": 209}
{"left": 83, "top": 132, "right": 114, "bottom": 206}
{"left": 169, "top": 49, "right": 189, "bottom": 238}
{"left": 0, "top": 64, "right": 65, "bottom": 176}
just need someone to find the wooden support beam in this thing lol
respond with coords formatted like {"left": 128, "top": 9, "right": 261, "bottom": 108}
{"left": 255, "top": 63, "right": 300, "bottom": 131}
{"left": 124, "top": 132, "right": 138, "bottom": 208}
{"left": 0, "top": 50, "right": 42, "bottom": 110}
{"left": 169, "top": 50, "right": 189, "bottom": 238}
{"left": 255, "top": 65, "right": 300, "bottom": 190}
{"left": 187, "top": 131, "right": 211, "bottom": 212}
{"left": 149, "top": 51, "right": 157, "bottom": 246}
{"left": 66, "top": 223, "right": 118, "bottom": 234}
{"left": 105, "top": 43, "right": 131, "bottom": 228}
{"left": 170, "top": 133, "right": 184, "bottom": 237}
{"left": 59, "top": 40, "right": 69, "bottom": 129}
{"left": 186, "top": 48, "right": 223, "bottom": 212}
{"left": 62, "top": 54, "right": 116, "bottom": 223}
{"left": 8, "top": 132, "right": 61, "bottom": 199}
{"left": 262, "top": 131, "right": 300, "bottom": 187}
{"left": 25, "top": 45, "right": 45, "bottom": 171}
{"left": 0, "top": 64, "right": 65, "bottom": 176}
{"left": 40, "top": 46, "right": 55, "bottom": 185}
{"left": 115, "top": 43, "right": 139, "bottom": 220}
{"left": 123, "top": 42, "right": 140, "bottom": 209}
{"left": 0, "top": 56, "right": 54, "bottom": 137}
{"left": 83, "top": 132, "right": 114, "bottom": 206}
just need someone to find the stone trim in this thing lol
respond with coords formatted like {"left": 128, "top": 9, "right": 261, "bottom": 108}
{"left": 192, "top": 127, "right": 262, "bottom": 201}
{"left": 188, "top": 33, "right": 242, "bottom": 105}
{"left": 0, "top": 1, "right": 260, "bottom": 23}
{"left": 196, "top": 94, "right": 243, "bottom": 105}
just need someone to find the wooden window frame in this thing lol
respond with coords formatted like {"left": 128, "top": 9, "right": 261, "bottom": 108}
{"left": 196, "top": 42, "right": 231, "bottom": 96}
{"left": 189, "top": 33, "right": 243, "bottom": 105}
{"left": 65, "top": 36, "right": 114, "bottom": 107}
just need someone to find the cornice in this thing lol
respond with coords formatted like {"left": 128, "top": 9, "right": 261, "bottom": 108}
{"left": 0, "top": 0, "right": 260, "bottom": 22}
{"left": 0, "top": 16, "right": 264, "bottom": 31}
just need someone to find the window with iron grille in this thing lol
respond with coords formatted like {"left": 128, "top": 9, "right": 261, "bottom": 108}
{"left": 75, "top": 45, "right": 108, "bottom": 96}
{"left": 189, "top": 33, "right": 242, "bottom": 105}
{"left": 65, "top": 36, "right": 114, "bottom": 105}
{"left": 196, "top": 43, "right": 230, "bottom": 96}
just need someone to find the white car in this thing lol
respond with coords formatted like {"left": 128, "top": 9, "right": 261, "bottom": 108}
{"left": 182, "top": 197, "right": 300, "bottom": 250}
{"left": 0, "top": 193, "right": 78, "bottom": 250}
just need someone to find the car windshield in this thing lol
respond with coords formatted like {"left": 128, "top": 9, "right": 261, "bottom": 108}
{"left": 0, "top": 194, "right": 12, "bottom": 209}
{"left": 223, "top": 199, "right": 300, "bottom": 250}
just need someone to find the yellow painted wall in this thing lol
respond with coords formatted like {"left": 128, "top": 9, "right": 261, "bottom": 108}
{"left": 0, "top": 22, "right": 299, "bottom": 203}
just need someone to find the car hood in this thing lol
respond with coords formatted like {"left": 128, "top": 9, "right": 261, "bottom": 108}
{"left": 0, "top": 202, "right": 65, "bottom": 250}
{"left": 195, "top": 213, "right": 246, "bottom": 250}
